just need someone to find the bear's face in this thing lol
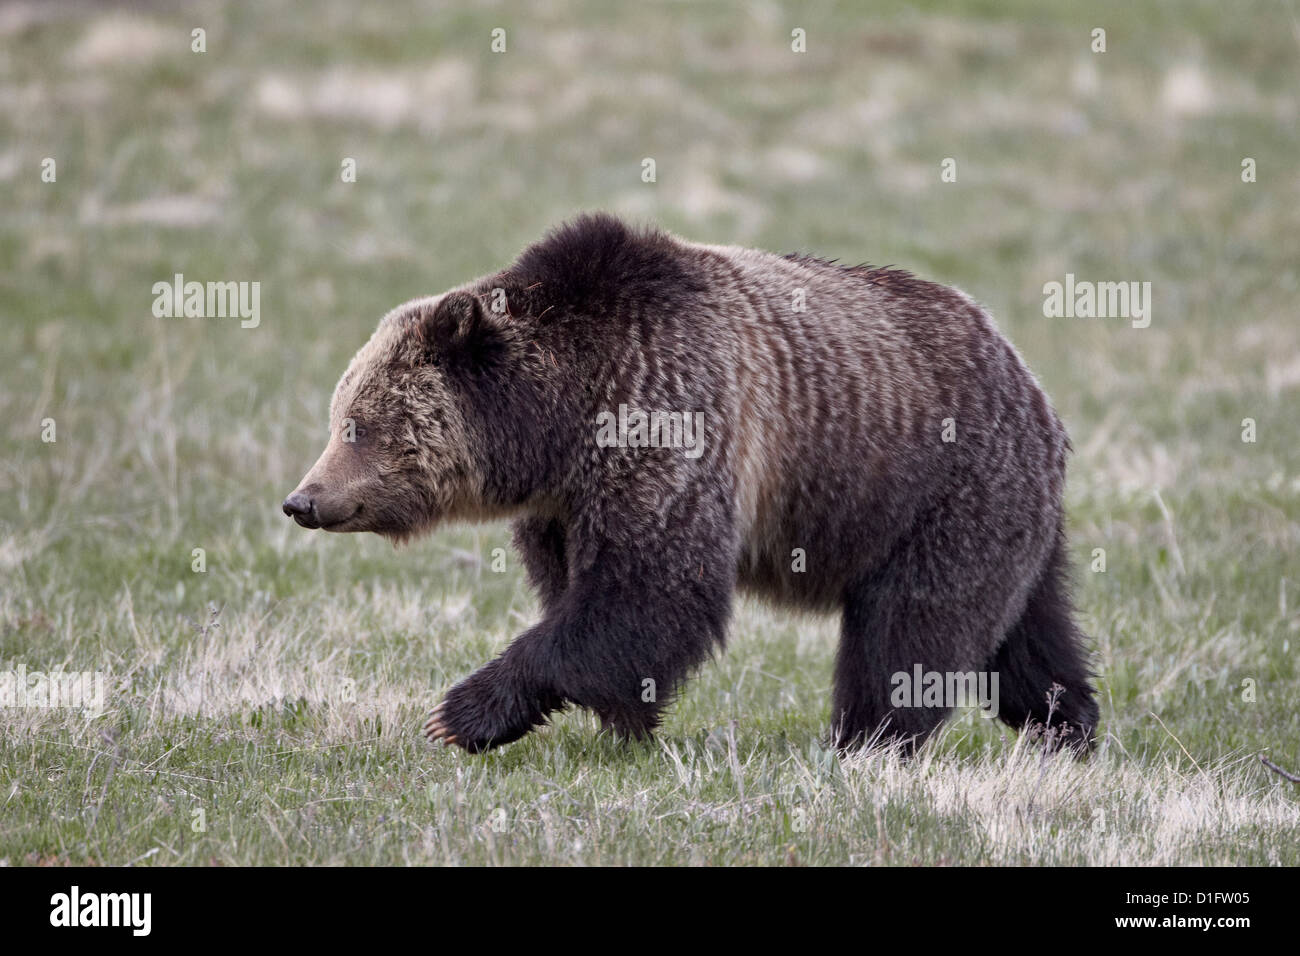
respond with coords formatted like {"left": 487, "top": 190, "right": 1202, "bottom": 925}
{"left": 283, "top": 291, "right": 517, "bottom": 541}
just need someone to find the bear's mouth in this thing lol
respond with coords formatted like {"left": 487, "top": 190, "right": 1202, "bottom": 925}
{"left": 293, "top": 504, "right": 362, "bottom": 531}
{"left": 321, "top": 504, "right": 363, "bottom": 531}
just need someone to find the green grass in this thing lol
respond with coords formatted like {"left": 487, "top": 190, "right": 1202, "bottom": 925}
{"left": 1, "top": 0, "right": 1297, "bottom": 865}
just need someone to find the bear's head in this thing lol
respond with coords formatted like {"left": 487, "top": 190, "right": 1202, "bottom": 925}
{"left": 282, "top": 288, "right": 541, "bottom": 541}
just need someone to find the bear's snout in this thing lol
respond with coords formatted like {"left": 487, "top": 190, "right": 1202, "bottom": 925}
{"left": 283, "top": 483, "right": 364, "bottom": 530}
{"left": 282, "top": 490, "right": 320, "bottom": 528}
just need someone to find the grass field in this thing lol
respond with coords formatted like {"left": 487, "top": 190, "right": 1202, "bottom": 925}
{"left": 1, "top": 0, "right": 1298, "bottom": 865}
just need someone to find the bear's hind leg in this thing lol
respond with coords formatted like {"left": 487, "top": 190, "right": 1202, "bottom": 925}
{"left": 985, "top": 534, "right": 1099, "bottom": 752}
{"left": 834, "top": 573, "right": 960, "bottom": 753}
{"left": 832, "top": 510, "right": 1037, "bottom": 754}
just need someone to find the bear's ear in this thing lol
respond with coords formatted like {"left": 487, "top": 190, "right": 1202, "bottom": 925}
{"left": 418, "top": 291, "right": 513, "bottom": 370}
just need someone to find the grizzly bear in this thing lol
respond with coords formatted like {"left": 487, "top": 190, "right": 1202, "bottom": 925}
{"left": 283, "top": 213, "right": 1099, "bottom": 754}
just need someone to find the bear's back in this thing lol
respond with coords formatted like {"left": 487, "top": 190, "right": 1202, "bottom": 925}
{"left": 502, "top": 216, "right": 1067, "bottom": 605}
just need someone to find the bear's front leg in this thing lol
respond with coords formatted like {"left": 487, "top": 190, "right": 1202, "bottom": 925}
{"left": 426, "top": 539, "right": 735, "bottom": 750}
{"left": 426, "top": 518, "right": 570, "bottom": 751}
{"left": 427, "top": 489, "right": 737, "bottom": 752}
{"left": 511, "top": 516, "right": 568, "bottom": 612}
{"left": 424, "top": 639, "right": 564, "bottom": 752}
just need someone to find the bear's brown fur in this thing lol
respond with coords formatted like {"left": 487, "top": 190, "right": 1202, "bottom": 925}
{"left": 285, "top": 214, "right": 1098, "bottom": 753}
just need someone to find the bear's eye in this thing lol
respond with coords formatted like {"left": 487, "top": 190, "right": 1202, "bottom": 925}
{"left": 338, "top": 421, "right": 368, "bottom": 443}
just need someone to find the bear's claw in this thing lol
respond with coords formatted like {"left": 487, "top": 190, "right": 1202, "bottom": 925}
{"left": 423, "top": 703, "right": 459, "bottom": 747}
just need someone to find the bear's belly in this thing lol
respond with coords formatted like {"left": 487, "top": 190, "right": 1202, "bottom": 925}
{"left": 733, "top": 523, "right": 869, "bottom": 612}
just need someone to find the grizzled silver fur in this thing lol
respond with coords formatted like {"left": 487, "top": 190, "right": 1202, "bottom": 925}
{"left": 285, "top": 214, "right": 1098, "bottom": 754}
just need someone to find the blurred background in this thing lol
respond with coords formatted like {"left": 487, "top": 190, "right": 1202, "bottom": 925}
{"left": 1, "top": 0, "right": 1297, "bottom": 864}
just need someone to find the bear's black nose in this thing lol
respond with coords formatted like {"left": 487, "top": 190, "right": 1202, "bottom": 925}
{"left": 282, "top": 491, "right": 315, "bottom": 521}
